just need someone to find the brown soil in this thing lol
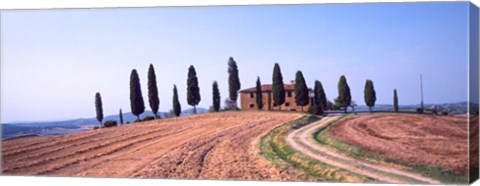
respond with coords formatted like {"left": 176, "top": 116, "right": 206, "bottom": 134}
{"left": 2, "top": 111, "right": 303, "bottom": 180}
{"left": 330, "top": 114, "right": 468, "bottom": 175}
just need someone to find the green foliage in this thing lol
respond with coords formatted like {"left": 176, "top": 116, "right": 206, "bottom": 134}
{"left": 294, "top": 71, "right": 309, "bottom": 112}
{"left": 212, "top": 81, "right": 221, "bottom": 112}
{"left": 393, "top": 89, "right": 399, "bottom": 112}
{"left": 142, "top": 115, "right": 155, "bottom": 121}
{"left": 95, "top": 92, "right": 104, "bottom": 124}
{"left": 364, "top": 80, "right": 376, "bottom": 112}
{"left": 336, "top": 75, "right": 351, "bottom": 113}
{"left": 130, "top": 69, "right": 145, "bottom": 121}
{"left": 442, "top": 108, "right": 450, "bottom": 115}
{"left": 147, "top": 64, "right": 160, "bottom": 119}
{"left": 307, "top": 105, "right": 324, "bottom": 115}
{"left": 256, "top": 76, "right": 263, "bottom": 110}
{"left": 103, "top": 120, "right": 117, "bottom": 128}
{"left": 93, "top": 126, "right": 100, "bottom": 130}
{"left": 314, "top": 80, "right": 327, "bottom": 112}
{"left": 272, "top": 63, "right": 285, "bottom": 110}
{"left": 119, "top": 109, "right": 123, "bottom": 125}
{"left": 187, "top": 65, "right": 201, "bottom": 114}
{"left": 227, "top": 57, "right": 241, "bottom": 104}
{"left": 172, "top": 85, "right": 182, "bottom": 117}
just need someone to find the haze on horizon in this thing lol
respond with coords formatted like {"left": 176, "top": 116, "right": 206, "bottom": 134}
{"left": 0, "top": 2, "right": 470, "bottom": 123}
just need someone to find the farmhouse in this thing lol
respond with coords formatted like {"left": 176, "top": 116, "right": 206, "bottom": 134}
{"left": 239, "top": 81, "right": 313, "bottom": 111}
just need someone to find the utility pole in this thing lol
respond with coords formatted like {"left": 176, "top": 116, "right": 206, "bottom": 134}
{"left": 420, "top": 74, "right": 424, "bottom": 110}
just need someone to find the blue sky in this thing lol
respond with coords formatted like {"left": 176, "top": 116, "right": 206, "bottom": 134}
{"left": 0, "top": 2, "right": 470, "bottom": 123}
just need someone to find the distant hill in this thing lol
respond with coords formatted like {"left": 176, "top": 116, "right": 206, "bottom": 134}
{"left": 2, "top": 108, "right": 208, "bottom": 140}
{"left": 353, "top": 101, "right": 472, "bottom": 115}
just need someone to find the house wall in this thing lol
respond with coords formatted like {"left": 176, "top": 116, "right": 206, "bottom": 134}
{"left": 240, "top": 90, "right": 312, "bottom": 112}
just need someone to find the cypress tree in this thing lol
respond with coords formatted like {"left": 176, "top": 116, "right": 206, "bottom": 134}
{"left": 95, "top": 92, "right": 103, "bottom": 126}
{"left": 119, "top": 109, "right": 123, "bottom": 125}
{"left": 212, "top": 81, "right": 220, "bottom": 112}
{"left": 173, "top": 85, "right": 181, "bottom": 117}
{"left": 393, "top": 89, "right": 399, "bottom": 112}
{"left": 256, "top": 77, "right": 263, "bottom": 110}
{"left": 228, "top": 57, "right": 241, "bottom": 110}
{"left": 130, "top": 69, "right": 145, "bottom": 121}
{"left": 294, "top": 71, "right": 309, "bottom": 112}
{"left": 187, "top": 65, "right": 201, "bottom": 114}
{"left": 364, "top": 80, "right": 377, "bottom": 112}
{"left": 147, "top": 64, "right": 160, "bottom": 119}
{"left": 272, "top": 63, "right": 285, "bottom": 110}
{"left": 314, "top": 80, "right": 327, "bottom": 111}
{"left": 336, "top": 75, "right": 351, "bottom": 113}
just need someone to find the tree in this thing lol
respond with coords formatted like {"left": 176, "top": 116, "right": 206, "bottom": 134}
{"left": 272, "top": 63, "right": 285, "bottom": 110}
{"left": 173, "top": 85, "right": 181, "bottom": 117}
{"left": 119, "top": 109, "right": 124, "bottom": 125}
{"left": 95, "top": 92, "right": 103, "bottom": 126}
{"left": 393, "top": 89, "right": 399, "bottom": 112}
{"left": 314, "top": 80, "right": 327, "bottom": 112}
{"left": 130, "top": 69, "right": 145, "bottom": 121}
{"left": 364, "top": 79, "right": 376, "bottom": 112}
{"left": 336, "top": 75, "right": 351, "bottom": 113}
{"left": 212, "top": 81, "right": 221, "bottom": 112}
{"left": 256, "top": 77, "right": 263, "bottom": 110}
{"left": 294, "top": 71, "right": 309, "bottom": 112}
{"left": 187, "top": 65, "right": 201, "bottom": 114}
{"left": 147, "top": 64, "right": 160, "bottom": 119}
{"left": 228, "top": 57, "right": 241, "bottom": 109}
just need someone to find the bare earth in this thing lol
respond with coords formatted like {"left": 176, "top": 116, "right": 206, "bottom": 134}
{"left": 286, "top": 116, "right": 441, "bottom": 184}
{"left": 330, "top": 114, "right": 468, "bottom": 175}
{"left": 2, "top": 112, "right": 303, "bottom": 180}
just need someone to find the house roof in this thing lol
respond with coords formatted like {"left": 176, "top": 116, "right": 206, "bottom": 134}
{"left": 239, "top": 84, "right": 312, "bottom": 93}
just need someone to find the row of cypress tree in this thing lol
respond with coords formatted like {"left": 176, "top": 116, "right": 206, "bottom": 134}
{"left": 94, "top": 56, "right": 242, "bottom": 125}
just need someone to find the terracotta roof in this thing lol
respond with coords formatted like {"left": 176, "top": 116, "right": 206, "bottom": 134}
{"left": 239, "top": 84, "right": 311, "bottom": 93}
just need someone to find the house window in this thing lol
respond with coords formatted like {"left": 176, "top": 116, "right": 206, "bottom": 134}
{"left": 249, "top": 104, "right": 255, "bottom": 108}
{"left": 287, "top": 91, "right": 292, "bottom": 97}
{"left": 250, "top": 92, "right": 254, "bottom": 98}
{"left": 285, "top": 102, "right": 290, "bottom": 107}
{"left": 273, "top": 103, "right": 277, "bottom": 107}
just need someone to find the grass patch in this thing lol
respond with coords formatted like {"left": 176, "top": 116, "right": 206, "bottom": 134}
{"left": 312, "top": 114, "right": 469, "bottom": 184}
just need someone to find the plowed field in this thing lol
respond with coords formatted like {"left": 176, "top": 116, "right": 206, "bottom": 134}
{"left": 2, "top": 112, "right": 303, "bottom": 180}
{"left": 330, "top": 114, "right": 468, "bottom": 175}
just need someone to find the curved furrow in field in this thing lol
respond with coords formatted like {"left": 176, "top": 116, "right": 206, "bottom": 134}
{"left": 4, "top": 130, "right": 133, "bottom": 163}
{"left": 286, "top": 116, "right": 441, "bottom": 184}
{"left": 3, "top": 130, "right": 110, "bottom": 157}
{"left": 2, "top": 126, "right": 179, "bottom": 174}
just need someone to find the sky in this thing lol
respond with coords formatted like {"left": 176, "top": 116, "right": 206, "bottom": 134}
{"left": 0, "top": 2, "right": 471, "bottom": 123}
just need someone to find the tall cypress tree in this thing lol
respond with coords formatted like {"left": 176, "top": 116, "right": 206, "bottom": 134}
{"left": 336, "top": 75, "right": 351, "bottom": 113}
{"left": 393, "top": 89, "right": 399, "bottom": 112}
{"left": 364, "top": 80, "right": 377, "bottom": 112}
{"left": 119, "top": 109, "right": 123, "bottom": 125}
{"left": 173, "top": 85, "right": 181, "bottom": 117}
{"left": 130, "top": 69, "right": 145, "bottom": 121}
{"left": 256, "top": 77, "right": 263, "bottom": 110}
{"left": 314, "top": 80, "right": 327, "bottom": 111}
{"left": 228, "top": 57, "right": 241, "bottom": 110}
{"left": 95, "top": 92, "right": 103, "bottom": 126}
{"left": 147, "top": 64, "right": 160, "bottom": 119}
{"left": 212, "top": 81, "right": 220, "bottom": 112}
{"left": 294, "top": 71, "right": 309, "bottom": 112}
{"left": 272, "top": 63, "right": 285, "bottom": 110}
{"left": 187, "top": 65, "right": 201, "bottom": 114}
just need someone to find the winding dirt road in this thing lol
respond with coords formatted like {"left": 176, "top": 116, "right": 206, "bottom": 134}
{"left": 285, "top": 115, "right": 442, "bottom": 184}
{"left": 2, "top": 112, "right": 303, "bottom": 180}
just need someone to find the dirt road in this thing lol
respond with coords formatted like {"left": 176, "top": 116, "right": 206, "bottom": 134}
{"left": 2, "top": 112, "right": 303, "bottom": 180}
{"left": 286, "top": 115, "right": 442, "bottom": 184}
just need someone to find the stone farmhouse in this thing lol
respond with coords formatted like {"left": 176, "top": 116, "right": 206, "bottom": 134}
{"left": 239, "top": 81, "right": 313, "bottom": 111}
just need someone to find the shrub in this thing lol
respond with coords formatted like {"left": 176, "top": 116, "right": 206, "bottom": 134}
{"left": 134, "top": 119, "right": 141, "bottom": 123}
{"left": 307, "top": 105, "right": 324, "bottom": 115}
{"left": 143, "top": 115, "right": 155, "bottom": 121}
{"left": 93, "top": 126, "right": 100, "bottom": 130}
{"left": 416, "top": 108, "right": 424, "bottom": 114}
{"left": 103, "top": 120, "right": 118, "bottom": 128}
{"left": 442, "top": 108, "right": 450, "bottom": 116}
